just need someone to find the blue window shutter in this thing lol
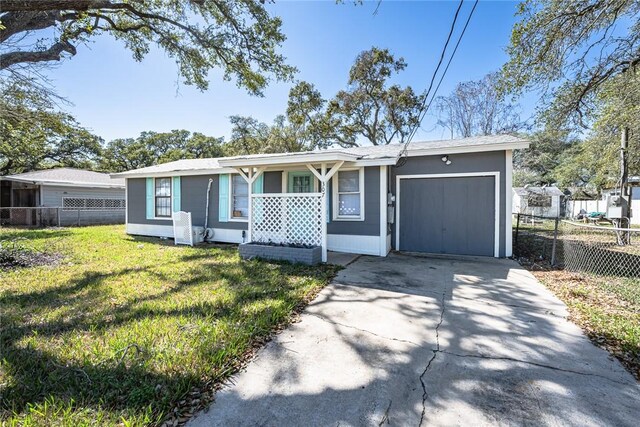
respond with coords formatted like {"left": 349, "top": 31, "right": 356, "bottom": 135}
{"left": 252, "top": 174, "right": 264, "bottom": 194}
{"left": 146, "top": 178, "right": 154, "bottom": 219}
{"left": 218, "top": 174, "right": 229, "bottom": 222}
{"left": 172, "top": 176, "right": 181, "bottom": 213}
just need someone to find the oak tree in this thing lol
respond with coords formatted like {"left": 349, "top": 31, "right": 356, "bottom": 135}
{"left": 0, "top": 0, "right": 296, "bottom": 95}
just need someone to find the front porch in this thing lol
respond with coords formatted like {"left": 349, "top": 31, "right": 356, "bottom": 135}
{"left": 217, "top": 151, "right": 393, "bottom": 263}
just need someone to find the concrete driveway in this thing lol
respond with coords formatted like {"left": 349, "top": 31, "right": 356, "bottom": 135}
{"left": 189, "top": 253, "right": 640, "bottom": 426}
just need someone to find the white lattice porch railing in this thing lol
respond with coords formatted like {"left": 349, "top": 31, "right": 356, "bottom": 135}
{"left": 251, "top": 193, "right": 323, "bottom": 247}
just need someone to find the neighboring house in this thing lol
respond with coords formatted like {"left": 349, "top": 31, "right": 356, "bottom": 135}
{"left": 0, "top": 168, "right": 126, "bottom": 226}
{"left": 113, "top": 135, "right": 529, "bottom": 260}
{"left": 512, "top": 186, "right": 564, "bottom": 218}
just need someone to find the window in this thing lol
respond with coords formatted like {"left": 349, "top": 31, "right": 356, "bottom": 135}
{"left": 333, "top": 169, "right": 364, "bottom": 220}
{"left": 231, "top": 174, "right": 249, "bottom": 219}
{"left": 292, "top": 175, "right": 312, "bottom": 192}
{"left": 155, "top": 177, "right": 172, "bottom": 217}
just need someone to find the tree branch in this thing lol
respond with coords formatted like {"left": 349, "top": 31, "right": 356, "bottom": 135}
{"left": 0, "top": 40, "right": 76, "bottom": 69}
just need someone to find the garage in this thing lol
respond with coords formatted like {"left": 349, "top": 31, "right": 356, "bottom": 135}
{"left": 396, "top": 173, "right": 499, "bottom": 257}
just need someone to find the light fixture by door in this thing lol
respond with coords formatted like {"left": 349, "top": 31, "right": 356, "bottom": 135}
{"left": 441, "top": 155, "right": 452, "bottom": 165}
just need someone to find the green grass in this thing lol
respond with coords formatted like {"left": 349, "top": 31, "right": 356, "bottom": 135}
{"left": 0, "top": 225, "right": 338, "bottom": 426}
{"left": 534, "top": 270, "right": 640, "bottom": 380}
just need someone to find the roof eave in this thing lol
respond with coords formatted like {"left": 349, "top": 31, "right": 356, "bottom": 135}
{"left": 218, "top": 152, "right": 361, "bottom": 168}
{"left": 111, "top": 167, "right": 237, "bottom": 179}
{"left": 406, "top": 141, "right": 530, "bottom": 158}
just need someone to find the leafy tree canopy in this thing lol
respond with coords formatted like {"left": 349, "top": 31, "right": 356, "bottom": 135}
{"left": 0, "top": 0, "right": 296, "bottom": 95}
{"left": 0, "top": 79, "right": 102, "bottom": 175}
{"left": 324, "top": 47, "right": 426, "bottom": 146}
{"left": 99, "top": 129, "right": 225, "bottom": 172}
{"left": 501, "top": 0, "right": 640, "bottom": 128}
{"left": 553, "top": 72, "right": 640, "bottom": 189}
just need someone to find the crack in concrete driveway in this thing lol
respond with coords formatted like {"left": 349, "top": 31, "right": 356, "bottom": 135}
{"left": 188, "top": 254, "right": 640, "bottom": 427}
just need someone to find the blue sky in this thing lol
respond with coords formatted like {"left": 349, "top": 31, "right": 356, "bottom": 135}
{"left": 46, "top": 0, "right": 532, "bottom": 143}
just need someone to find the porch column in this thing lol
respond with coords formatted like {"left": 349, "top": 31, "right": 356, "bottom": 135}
{"left": 307, "top": 161, "right": 343, "bottom": 263}
{"left": 321, "top": 163, "right": 327, "bottom": 263}
{"left": 233, "top": 166, "right": 265, "bottom": 244}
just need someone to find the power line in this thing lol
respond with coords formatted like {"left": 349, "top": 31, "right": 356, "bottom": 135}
{"left": 397, "top": 0, "right": 479, "bottom": 164}
{"left": 421, "top": 0, "right": 465, "bottom": 110}
{"left": 421, "top": 0, "right": 479, "bottom": 127}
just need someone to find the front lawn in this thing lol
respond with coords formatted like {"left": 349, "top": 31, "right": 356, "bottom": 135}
{"left": 0, "top": 225, "right": 338, "bottom": 426}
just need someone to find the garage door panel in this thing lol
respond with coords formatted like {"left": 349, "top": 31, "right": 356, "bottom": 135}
{"left": 399, "top": 176, "right": 495, "bottom": 256}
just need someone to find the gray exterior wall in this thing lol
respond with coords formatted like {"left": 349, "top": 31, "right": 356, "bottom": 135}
{"left": 43, "top": 184, "right": 125, "bottom": 225}
{"left": 127, "top": 168, "right": 381, "bottom": 237}
{"left": 127, "top": 172, "right": 283, "bottom": 230}
{"left": 327, "top": 166, "right": 380, "bottom": 236}
{"left": 128, "top": 178, "right": 172, "bottom": 227}
{"left": 390, "top": 151, "right": 507, "bottom": 257}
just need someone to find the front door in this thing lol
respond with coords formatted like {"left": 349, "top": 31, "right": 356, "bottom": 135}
{"left": 287, "top": 171, "right": 314, "bottom": 193}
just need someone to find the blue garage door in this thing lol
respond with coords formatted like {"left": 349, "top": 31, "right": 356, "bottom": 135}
{"left": 399, "top": 176, "right": 495, "bottom": 256}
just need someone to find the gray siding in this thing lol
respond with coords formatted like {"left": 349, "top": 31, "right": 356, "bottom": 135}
{"left": 390, "top": 151, "right": 507, "bottom": 257}
{"left": 43, "top": 184, "right": 125, "bottom": 225}
{"left": 42, "top": 185, "right": 124, "bottom": 207}
{"left": 128, "top": 178, "right": 172, "bottom": 227}
{"left": 127, "top": 169, "right": 381, "bottom": 237}
{"left": 327, "top": 166, "right": 381, "bottom": 236}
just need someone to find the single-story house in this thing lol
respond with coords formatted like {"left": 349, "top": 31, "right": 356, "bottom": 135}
{"left": 512, "top": 186, "right": 564, "bottom": 218}
{"left": 113, "top": 135, "right": 529, "bottom": 261}
{"left": 1, "top": 168, "right": 126, "bottom": 226}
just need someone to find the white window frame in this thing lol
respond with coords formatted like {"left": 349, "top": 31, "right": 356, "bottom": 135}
{"left": 332, "top": 167, "right": 365, "bottom": 221}
{"left": 154, "top": 177, "right": 172, "bottom": 219}
{"left": 282, "top": 169, "right": 319, "bottom": 193}
{"left": 229, "top": 173, "right": 249, "bottom": 222}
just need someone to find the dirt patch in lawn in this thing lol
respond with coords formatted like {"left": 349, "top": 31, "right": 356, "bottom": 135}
{"left": 531, "top": 269, "right": 640, "bottom": 381}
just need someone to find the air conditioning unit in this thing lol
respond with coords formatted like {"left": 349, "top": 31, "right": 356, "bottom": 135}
{"left": 192, "top": 226, "right": 205, "bottom": 244}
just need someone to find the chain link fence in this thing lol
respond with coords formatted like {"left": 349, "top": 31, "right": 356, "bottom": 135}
{"left": 514, "top": 213, "right": 640, "bottom": 277}
{"left": 0, "top": 207, "right": 125, "bottom": 227}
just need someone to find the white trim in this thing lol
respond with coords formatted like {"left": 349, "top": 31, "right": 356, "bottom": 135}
{"left": 152, "top": 177, "right": 173, "bottom": 220}
{"left": 126, "top": 223, "right": 245, "bottom": 243}
{"left": 353, "top": 158, "right": 399, "bottom": 167}
{"left": 127, "top": 223, "right": 174, "bottom": 238}
{"left": 395, "top": 172, "right": 501, "bottom": 258}
{"left": 505, "top": 150, "right": 513, "bottom": 257}
{"left": 327, "top": 234, "right": 380, "bottom": 256}
{"left": 124, "top": 178, "right": 128, "bottom": 225}
{"left": 379, "top": 166, "right": 388, "bottom": 256}
{"left": 283, "top": 170, "right": 319, "bottom": 193}
{"left": 39, "top": 185, "right": 44, "bottom": 206}
{"left": 321, "top": 163, "right": 328, "bottom": 263}
{"left": 112, "top": 168, "right": 237, "bottom": 179}
{"left": 228, "top": 173, "right": 249, "bottom": 222}
{"left": 332, "top": 167, "right": 365, "bottom": 221}
{"left": 2, "top": 177, "right": 125, "bottom": 189}
{"left": 405, "top": 141, "right": 529, "bottom": 158}
{"left": 218, "top": 152, "right": 360, "bottom": 167}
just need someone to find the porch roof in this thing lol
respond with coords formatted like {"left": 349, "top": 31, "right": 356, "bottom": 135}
{"left": 217, "top": 151, "right": 362, "bottom": 168}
